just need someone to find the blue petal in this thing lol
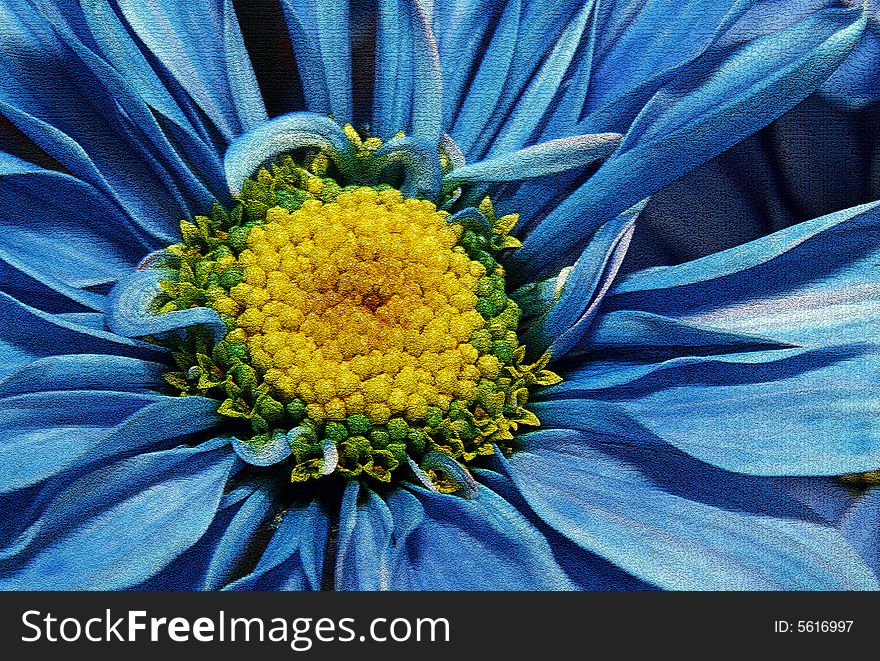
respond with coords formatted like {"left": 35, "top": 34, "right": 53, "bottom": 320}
{"left": 388, "top": 482, "right": 575, "bottom": 590}
{"left": 0, "top": 437, "right": 237, "bottom": 589}
{"left": 47, "top": 0, "right": 225, "bottom": 187}
{"left": 513, "top": 6, "right": 867, "bottom": 280}
{"left": 0, "top": 158, "right": 152, "bottom": 309}
{"left": 0, "top": 391, "right": 222, "bottom": 494}
{"left": 335, "top": 480, "right": 394, "bottom": 590}
{"left": 607, "top": 200, "right": 880, "bottom": 346}
{"left": 0, "top": 5, "right": 219, "bottom": 239}
{"left": 503, "top": 428, "right": 879, "bottom": 589}
{"left": 822, "top": 29, "right": 880, "bottom": 109}
{"left": 840, "top": 488, "right": 880, "bottom": 577}
{"left": 0, "top": 291, "right": 166, "bottom": 381}
{"left": 105, "top": 267, "right": 227, "bottom": 344}
{"left": 438, "top": 0, "right": 518, "bottom": 138}
{"left": 521, "top": 209, "right": 636, "bottom": 360}
{"left": 481, "top": 2, "right": 595, "bottom": 157}
{"left": 581, "top": 0, "right": 755, "bottom": 122}
{"left": 280, "top": 0, "right": 352, "bottom": 122}
{"left": 450, "top": 1, "right": 589, "bottom": 158}
{"left": 474, "top": 467, "right": 654, "bottom": 590}
{"left": 443, "top": 133, "right": 621, "bottom": 189}
{"left": 0, "top": 354, "right": 165, "bottom": 397}
{"left": 113, "top": 0, "right": 267, "bottom": 139}
{"left": 139, "top": 477, "right": 279, "bottom": 590}
{"left": 223, "top": 112, "right": 357, "bottom": 196}
{"left": 226, "top": 499, "right": 328, "bottom": 591}
{"left": 546, "top": 343, "right": 880, "bottom": 476}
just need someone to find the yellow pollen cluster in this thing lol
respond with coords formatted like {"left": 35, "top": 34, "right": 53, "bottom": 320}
{"left": 221, "top": 187, "right": 492, "bottom": 426}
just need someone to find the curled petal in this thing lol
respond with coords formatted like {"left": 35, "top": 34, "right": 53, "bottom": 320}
{"left": 105, "top": 266, "right": 226, "bottom": 344}
{"left": 224, "top": 112, "right": 357, "bottom": 196}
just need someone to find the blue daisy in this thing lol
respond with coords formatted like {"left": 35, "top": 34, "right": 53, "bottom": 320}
{"left": 0, "top": 0, "right": 876, "bottom": 590}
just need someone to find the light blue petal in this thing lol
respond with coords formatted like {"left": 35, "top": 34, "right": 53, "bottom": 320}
{"left": 543, "top": 343, "right": 880, "bottom": 476}
{"left": 389, "top": 482, "right": 575, "bottom": 590}
{"left": 231, "top": 430, "right": 292, "bottom": 467}
{"left": 0, "top": 391, "right": 221, "bottom": 494}
{"left": 223, "top": 112, "right": 357, "bottom": 196}
{"left": 114, "top": 0, "right": 267, "bottom": 139}
{"left": 443, "top": 133, "right": 621, "bottom": 189}
{"left": 365, "top": 136, "right": 442, "bottom": 198}
{"left": 335, "top": 481, "right": 394, "bottom": 590}
{"left": 139, "top": 477, "right": 279, "bottom": 590}
{"left": 0, "top": 437, "right": 237, "bottom": 589}
{"left": 0, "top": 291, "right": 166, "bottom": 381}
{"left": 513, "top": 6, "right": 867, "bottom": 280}
{"left": 105, "top": 267, "right": 227, "bottom": 344}
{"left": 225, "top": 499, "right": 328, "bottom": 591}
{"left": 0, "top": 355, "right": 165, "bottom": 397}
{"left": 503, "top": 428, "right": 879, "bottom": 589}
{"left": 840, "top": 488, "right": 880, "bottom": 577}
{"left": 521, "top": 209, "right": 636, "bottom": 360}
{"left": 607, "top": 200, "right": 880, "bottom": 346}
{"left": 280, "top": 0, "right": 352, "bottom": 122}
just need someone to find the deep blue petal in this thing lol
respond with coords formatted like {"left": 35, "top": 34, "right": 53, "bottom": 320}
{"left": 0, "top": 391, "right": 221, "bottom": 494}
{"left": 438, "top": 0, "right": 517, "bottom": 140}
{"left": 822, "top": 29, "right": 880, "bottom": 109}
{"left": 0, "top": 355, "right": 165, "bottom": 397}
{"left": 521, "top": 209, "right": 636, "bottom": 361}
{"left": 139, "top": 477, "right": 279, "bottom": 590}
{"left": 225, "top": 499, "right": 328, "bottom": 591}
{"left": 512, "top": 6, "right": 866, "bottom": 280}
{"left": 280, "top": 0, "right": 352, "bottom": 122}
{"left": 0, "top": 4, "right": 219, "bottom": 239}
{"left": 0, "top": 437, "right": 237, "bottom": 589}
{"left": 503, "top": 428, "right": 878, "bottom": 589}
{"left": 388, "top": 482, "right": 575, "bottom": 590}
{"left": 840, "top": 488, "right": 880, "bottom": 577}
{"left": 0, "top": 291, "right": 166, "bottom": 381}
{"left": 545, "top": 344, "right": 880, "bottom": 476}
{"left": 480, "top": 2, "right": 594, "bottom": 157}
{"left": 335, "top": 480, "right": 394, "bottom": 590}
{"left": 0, "top": 157, "right": 153, "bottom": 309}
{"left": 113, "top": 0, "right": 267, "bottom": 139}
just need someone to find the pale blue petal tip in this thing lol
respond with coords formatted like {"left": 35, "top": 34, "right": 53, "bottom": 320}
{"left": 105, "top": 265, "right": 227, "bottom": 344}
{"left": 224, "top": 112, "right": 357, "bottom": 196}
{"left": 232, "top": 431, "right": 291, "bottom": 467}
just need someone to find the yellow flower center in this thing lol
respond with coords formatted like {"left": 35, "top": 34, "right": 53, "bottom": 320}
{"left": 218, "top": 187, "right": 492, "bottom": 427}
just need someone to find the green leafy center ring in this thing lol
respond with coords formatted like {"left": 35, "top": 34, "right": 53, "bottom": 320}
{"left": 146, "top": 125, "right": 560, "bottom": 493}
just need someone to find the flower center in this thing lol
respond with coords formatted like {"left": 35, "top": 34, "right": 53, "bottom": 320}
{"left": 235, "top": 188, "right": 494, "bottom": 427}
{"left": 149, "top": 129, "right": 559, "bottom": 492}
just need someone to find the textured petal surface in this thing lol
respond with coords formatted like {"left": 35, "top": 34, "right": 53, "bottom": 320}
{"left": 503, "top": 428, "right": 878, "bottom": 590}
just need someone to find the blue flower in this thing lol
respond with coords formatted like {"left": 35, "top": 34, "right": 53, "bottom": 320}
{"left": 0, "top": 0, "right": 876, "bottom": 590}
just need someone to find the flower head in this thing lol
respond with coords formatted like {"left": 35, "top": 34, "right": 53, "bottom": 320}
{"left": 0, "top": 0, "right": 877, "bottom": 590}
